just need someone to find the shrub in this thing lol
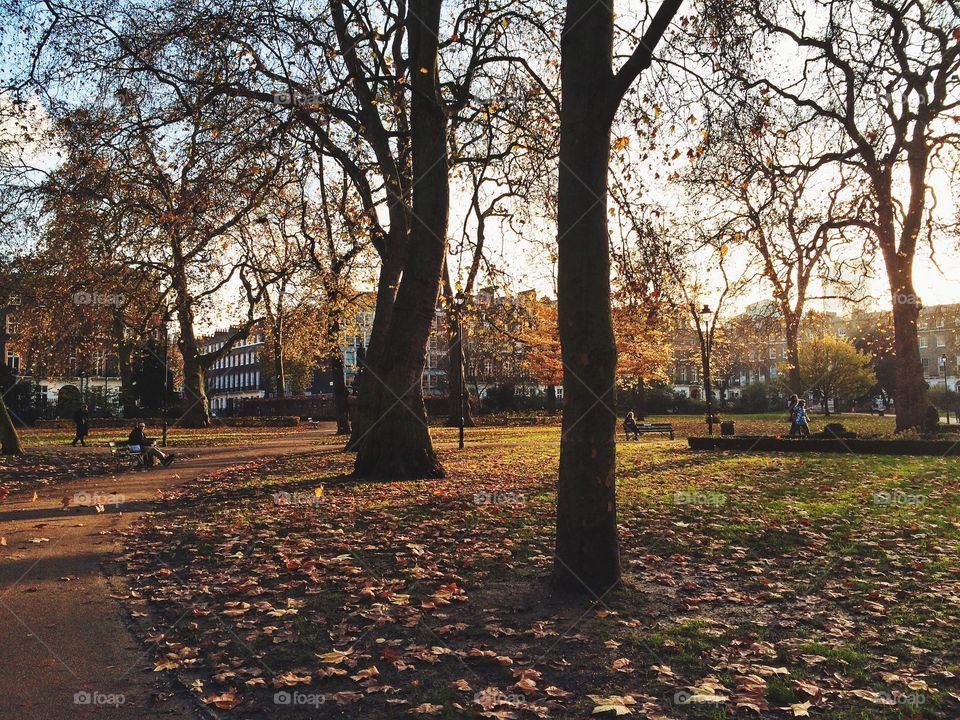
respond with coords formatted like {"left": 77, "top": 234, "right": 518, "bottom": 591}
{"left": 923, "top": 404, "right": 941, "bottom": 433}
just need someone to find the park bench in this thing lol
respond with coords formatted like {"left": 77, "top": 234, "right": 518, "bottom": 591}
{"left": 623, "top": 422, "right": 674, "bottom": 441}
{"left": 107, "top": 441, "right": 146, "bottom": 470}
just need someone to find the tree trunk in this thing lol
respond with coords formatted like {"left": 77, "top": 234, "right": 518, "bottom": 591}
{"left": 0, "top": 393, "right": 23, "bottom": 455}
{"left": 179, "top": 353, "right": 211, "bottom": 428}
{"left": 890, "top": 285, "right": 928, "bottom": 430}
{"left": 445, "top": 310, "right": 475, "bottom": 427}
{"left": 784, "top": 318, "right": 802, "bottom": 396}
{"left": 352, "top": 0, "right": 447, "bottom": 479}
{"left": 553, "top": 0, "right": 620, "bottom": 595}
{"left": 174, "top": 305, "right": 210, "bottom": 428}
{"left": 330, "top": 352, "right": 351, "bottom": 435}
{"left": 346, "top": 254, "right": 402, "bottom": 450}
{"left": 273, "top": 327, "right": 285, "bottom": 400}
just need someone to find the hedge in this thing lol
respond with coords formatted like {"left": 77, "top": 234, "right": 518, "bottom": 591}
{"left": 688, "top": 435, "right": 960, "bottom": 456}
{"left": 35, "top": 416, "right": 301, "bottom": 429}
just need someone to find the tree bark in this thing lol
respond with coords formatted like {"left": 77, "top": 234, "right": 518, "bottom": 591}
{"left": 346, "top": 253, "right": 402, "bottom": 449}
{"left": 553, "top": 1, "right": 620, "bottom": 595}
{"left": 330, "top": 350, "right": 351, "bottom": 435}
{"left": 890, "top": 278, "right": 928, "bottom": 431}
{"left": 352, "top": 0, "right": 447, "bottom": 479}
{"left": 553, "top": 0, "right": 681, "bottom": 594}
{"left": 0, "top": 392, "right": 23, "bottom": 455}
{"left": 784, "top": 317, "right": 802, "bottom": 396}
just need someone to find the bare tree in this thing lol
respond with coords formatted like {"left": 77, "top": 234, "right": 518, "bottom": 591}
{"left": 689, "top": 0, "right": 960, "bottom": 430}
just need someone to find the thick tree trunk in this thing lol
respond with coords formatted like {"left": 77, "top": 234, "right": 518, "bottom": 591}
{"left": 330, "top": 352, "right": 351, "bottom": 435}
{"left": 179, "top": 353, "right": 211, "bottom": 428}
{"left": 174, "top": 296, "right": 211, "bottom": 428}
{"left": 890, "top": 285, "right": 928, "bottom": 431}
{"left": 553, "top": 1, "right": 620, "bottom": 595}
{"left": 0, "top": 393, "right": 23, "bottom": 455}
{"left": 879, "top": 213, "right": 928, "bottom": 430}
{"left": 346, "top": 255, "right": 402, "bottom": 450}
{"left": 445, "top": 311, "right": 475, "bottom": 428}
{"left": 352, "top": 0, "right": 447, "bottom": 479}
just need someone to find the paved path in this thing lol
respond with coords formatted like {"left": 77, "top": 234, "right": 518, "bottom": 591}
{"left": 0, "top": 427, "right": 334, "bottom": 720}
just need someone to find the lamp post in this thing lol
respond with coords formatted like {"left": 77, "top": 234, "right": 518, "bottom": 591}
{"left": 941, "top": 353, "right": 949, "bottom": 424}
{"left": 454, "top": 292, "right": 466, "bottom": 450}
{"left": 698, "top": 303, "right": 715, "bottom": 435}
{"left": 162, "top": 320, "right": 169, "bottom": 447}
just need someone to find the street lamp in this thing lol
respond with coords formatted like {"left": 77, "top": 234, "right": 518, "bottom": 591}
{"left": 699, "top": 304, "right": 715, "bottom": 435}
{"left": 941, "top": 353, "right": 949, "bottom": 424}
{"left": 162, "top": 318, "right": 170, "bottom": 447}
{"left": 453, "top": 292, "right": 467, "bottom": 450}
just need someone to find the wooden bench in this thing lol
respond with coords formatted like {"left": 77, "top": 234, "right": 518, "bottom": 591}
{"left": 623, "top": 422, "right": 674, "bottom": 440}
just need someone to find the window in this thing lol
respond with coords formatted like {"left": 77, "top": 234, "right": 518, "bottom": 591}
{"left": 5, "top": 314, "right": 17, "bottom": 335}
{"left": 921, "top": 357, "right": 930, "bottom": 371}
{"left": 679, "top": 367, "right": 687, "bottom": 383}
{"left": 769, "top": 347, "right": 776, "bottom": 359}
{"left": 5, "top": 350, "right": 18, "bottom": 371}
{"left": 937, "top": 335, "right": 946, "bottom": 348}
{"left": 937, "top": 317, "right": 946, "bottom": 328}
{"left": 920, "top": 336, "right": 928, "bottom": 349}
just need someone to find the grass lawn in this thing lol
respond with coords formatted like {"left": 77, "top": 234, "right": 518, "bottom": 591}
{"left": 117, "top": 423, "right": 958, "bottom": 718}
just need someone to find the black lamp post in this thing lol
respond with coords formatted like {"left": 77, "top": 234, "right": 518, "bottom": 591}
{"left": 941, "top": 353, "right": 949, "bottom": 424}
{"left": 454, "top": 292, "right": 467, "bottom": 450}
{"left": 162, "top": 320, "right": 170, "bottom": 447}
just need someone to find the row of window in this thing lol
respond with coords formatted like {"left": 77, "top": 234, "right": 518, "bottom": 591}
{"left": 202, "top": 334, "right": 265, "bottom": 356}
{"left": 208, "top": 371, "right": 261, "bottom": 391}
{"left": 211, "top": 349, "right": 259, "bottom": 370}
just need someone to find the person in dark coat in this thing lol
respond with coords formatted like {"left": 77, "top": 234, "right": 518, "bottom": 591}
{"left": 128, "top": 422, "right": 175, "bottom": 467}
{"left": 624, "top": 411, "right": 641, "bottom": 440}
{"left": 71, "top": 404, "right": 90, "bottom": 447}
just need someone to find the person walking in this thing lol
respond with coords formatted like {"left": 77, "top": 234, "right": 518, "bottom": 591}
{"left": 787, "top": 394, "right": 799, "bottom": 435}
{"left": 71, "top": 403, "right": 90, "bottom": 447}
{"left": 791, "top": 399, "right": 811, "bottom": 437}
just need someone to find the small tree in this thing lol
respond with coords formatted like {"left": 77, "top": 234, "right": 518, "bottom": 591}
{"left": 797, "top": 337, "right": 875, "bottom": 415}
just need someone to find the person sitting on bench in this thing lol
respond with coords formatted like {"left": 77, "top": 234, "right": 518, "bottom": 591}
{"left": 624, "top": 411, "right": 641, "bottom": 440}
{"left": 128, "top": 422, "right": 176, "bottom": 467}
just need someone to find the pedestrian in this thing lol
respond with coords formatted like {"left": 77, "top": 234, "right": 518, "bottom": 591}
{"left": 791, "top": 399, "right": 811, "bottom": 437}
{"left": 787, "top": 394, "right": 799, "bottom": 434}
{"left": 71, "top": 403, "right": 90, "bottom": 447}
